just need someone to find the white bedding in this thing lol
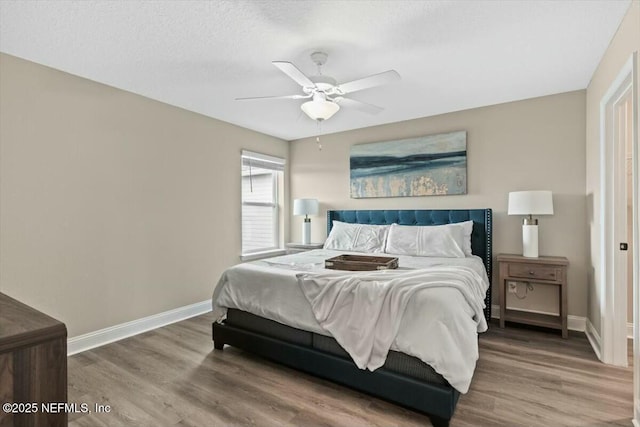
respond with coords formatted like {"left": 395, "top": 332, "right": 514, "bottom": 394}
{"left": 211, "top": 249, "right": 489, "bottom": 393}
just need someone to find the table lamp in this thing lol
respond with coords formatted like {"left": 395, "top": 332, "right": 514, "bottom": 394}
{"left": 508, "top": 191, "right": 554, "bottom": 258}
{"left": 293, "top": 198, "right": 319, "bottom": 245}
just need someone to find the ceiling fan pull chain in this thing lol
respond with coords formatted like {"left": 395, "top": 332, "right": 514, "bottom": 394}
{"left": 316, "top": 120, "right": 323, "bottom": 151}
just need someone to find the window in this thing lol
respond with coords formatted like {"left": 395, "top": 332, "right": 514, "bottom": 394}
{"left": 241, "top": 150, "right": 285, "bottom": 255}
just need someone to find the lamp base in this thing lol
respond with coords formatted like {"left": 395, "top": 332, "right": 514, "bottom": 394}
{"left": 522, "top": 224, "right": 539, "bottom": 258}
{"left": 302, "top": 219, "right": 311, "bottom": 245}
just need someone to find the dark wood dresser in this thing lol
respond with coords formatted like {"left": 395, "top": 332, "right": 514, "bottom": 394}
{"left": 0, "top": 292, "right": 67, "bottom": 427}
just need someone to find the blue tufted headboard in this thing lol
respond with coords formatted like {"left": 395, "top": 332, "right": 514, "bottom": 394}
{"left": 327, "top": 209, "right": 492, "bottom": 322}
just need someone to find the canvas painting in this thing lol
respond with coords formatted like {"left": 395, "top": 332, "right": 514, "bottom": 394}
{"left": 350, "top": 131, "right": 467, "bottom": 198}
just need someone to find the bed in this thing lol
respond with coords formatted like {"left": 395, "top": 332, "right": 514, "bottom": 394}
{"left": 212, "top": 209, "right": 492, "bottom": 427}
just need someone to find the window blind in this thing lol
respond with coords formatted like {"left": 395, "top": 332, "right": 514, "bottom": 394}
{"left": 241, "top": 150, "right": 285, "bottom": 171}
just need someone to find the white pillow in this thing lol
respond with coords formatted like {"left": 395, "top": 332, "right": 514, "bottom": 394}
{"left": 324, "top": 221, "right": 390, "bottom": 253}
{"left": 453, "top": 220, "right": 474, "bottom": 256}
{"left": 385, "top": 221, "right": 473, "bottom": 258}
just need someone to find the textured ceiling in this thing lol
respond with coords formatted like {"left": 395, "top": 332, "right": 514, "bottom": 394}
{"left": 0, "top": 0, "right": 631, "bottom": 141}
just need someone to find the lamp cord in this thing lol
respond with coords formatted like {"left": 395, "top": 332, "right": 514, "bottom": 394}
{"left": 513, "top": 283, "right": 534, "bottom": 300}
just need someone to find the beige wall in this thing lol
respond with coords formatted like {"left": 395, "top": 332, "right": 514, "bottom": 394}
{"left": 290, "top": 91, "right": 587, "bottom": 317}
{"left": 0, "top": 53, "right": 289, "bottom": 337}
{"left": 585, "top": 1, "right": 640, "bottom": 335}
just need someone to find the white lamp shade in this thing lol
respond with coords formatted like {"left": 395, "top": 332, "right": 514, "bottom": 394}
{"left": 508, "top": 191, "right": 554, "bottom": 216}
{"left": 301, "top": 100, "right": 339, "bottom": 121}
{"left": 293, "top": 198, "right": 319, "bottom": 216}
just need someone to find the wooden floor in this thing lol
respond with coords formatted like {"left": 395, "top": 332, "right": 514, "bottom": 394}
{"left": 68, "top": 314, "right": 633, "bottom": 427}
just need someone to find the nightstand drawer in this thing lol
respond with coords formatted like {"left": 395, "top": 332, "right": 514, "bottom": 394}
{"left": 508, "top": 263, "right": 558, "bottom": 281}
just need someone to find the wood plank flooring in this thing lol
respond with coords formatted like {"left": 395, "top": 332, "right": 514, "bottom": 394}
{"left": 68, "top": 314, "right": 632, "bottom": 426}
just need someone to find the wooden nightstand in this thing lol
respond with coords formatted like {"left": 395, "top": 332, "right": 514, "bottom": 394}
{"left": 286, "top": 242, "right": 324, "bottom": 254}
{"left": 497, "top": 254, "right": 570, "bottom": 338}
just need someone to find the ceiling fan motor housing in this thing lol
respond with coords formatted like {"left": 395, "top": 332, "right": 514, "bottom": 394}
{"left": 310, "top": 75, "right": 337, "bottom": 93}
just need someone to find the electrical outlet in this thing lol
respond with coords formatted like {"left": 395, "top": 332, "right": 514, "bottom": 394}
{"left": 508, "top": 282, "right": 517, "bottom": 294}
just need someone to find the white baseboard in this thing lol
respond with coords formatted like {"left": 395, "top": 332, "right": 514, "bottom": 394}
{"left": 67, "top": 300, "right": 212, "bottom": 356}
{"left": 585, "top": 319, "right": 603, "bottom": 361}
{"left": 633, "top": 418, "right": 639, "bottom": 427}
{"left": 490, "top": 304, "right": 586, "bottom": 332}
{"left": 568, "top": 315, "right": 586, "bottom": 332}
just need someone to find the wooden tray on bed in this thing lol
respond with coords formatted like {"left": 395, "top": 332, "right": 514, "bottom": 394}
{"left": 325, "top": 254, "right": 399, "bottom": 271}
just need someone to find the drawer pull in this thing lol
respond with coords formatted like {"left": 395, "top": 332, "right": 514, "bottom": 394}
{"left": 529, "top": 271, "right": 535, "bottom": 275}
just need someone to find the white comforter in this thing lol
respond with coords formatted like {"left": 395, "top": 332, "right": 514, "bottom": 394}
{"left": 212, "top": 249, "right": 489, "bottom": 393}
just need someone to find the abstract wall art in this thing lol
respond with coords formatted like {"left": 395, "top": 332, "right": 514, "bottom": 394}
{"left": 350, "top": 131, "right": 467, "bottom": 198}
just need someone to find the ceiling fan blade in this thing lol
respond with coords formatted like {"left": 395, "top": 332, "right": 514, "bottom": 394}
{"left": 337, "top": 70, "right": 400, "bottom": 94}
{"left": 273, "top": 61, "right": 316, "bottom": 88}
{"left": 236, "top": 94, "right": 310, "bottom": 101}
{"left": 334, "top": 97, "right": 384, "bottom": 115}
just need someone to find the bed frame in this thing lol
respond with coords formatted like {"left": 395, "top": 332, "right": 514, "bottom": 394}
{"left": 213, "top": 209, "right": 492, "bottom": 427}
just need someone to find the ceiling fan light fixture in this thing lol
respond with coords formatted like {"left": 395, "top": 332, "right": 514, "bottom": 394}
{"left": 301, "top": 99, "right": 340, "bottom": 121}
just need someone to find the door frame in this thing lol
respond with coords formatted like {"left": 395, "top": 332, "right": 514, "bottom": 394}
{"left": 631, "top": 52, "right": 640, "bottom": 427}
{"left": 599, "top": 52, "right": 637, "bottom": 368}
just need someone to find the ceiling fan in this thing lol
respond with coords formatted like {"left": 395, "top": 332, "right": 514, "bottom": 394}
{"left": 236, "top": 51, "right": 400, "bottom": 122}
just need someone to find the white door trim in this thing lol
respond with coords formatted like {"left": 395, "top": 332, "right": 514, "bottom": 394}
{"left": 599, "top": 52, "right": 637, "bottom": 368}
{"left": 630, "top": 51, "right": 640, "bottom": 427}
